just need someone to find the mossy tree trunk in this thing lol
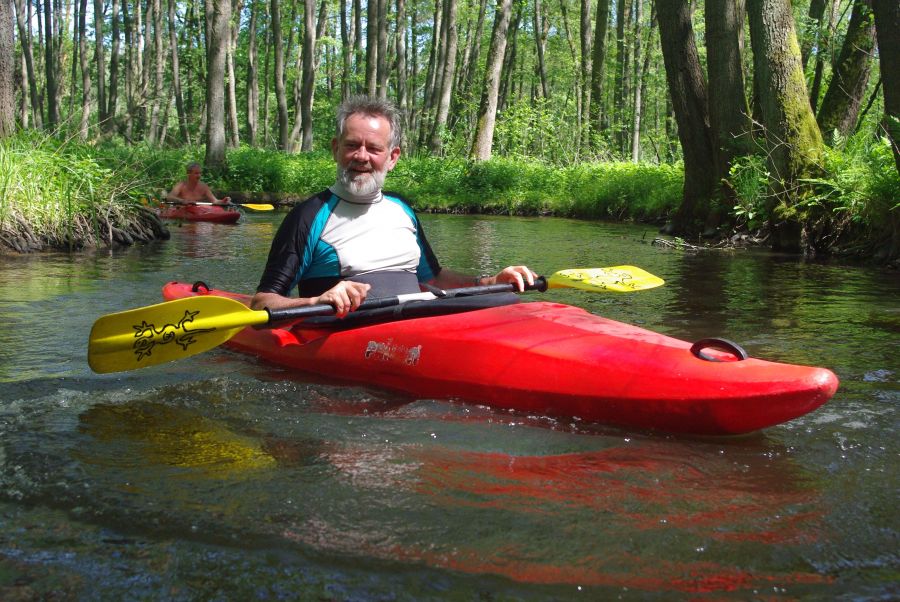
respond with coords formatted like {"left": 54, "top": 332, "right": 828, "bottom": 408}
{"left": 747, "top": 0, "right": 825, "bottom": 250}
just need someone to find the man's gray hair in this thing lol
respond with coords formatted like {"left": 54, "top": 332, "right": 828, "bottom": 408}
{"left": 335, "top": 95, "right": 402, "bottom": 149}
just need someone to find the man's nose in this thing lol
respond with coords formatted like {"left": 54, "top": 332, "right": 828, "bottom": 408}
{"left": 352, "top": 146, "right": 370, "bottom": 161}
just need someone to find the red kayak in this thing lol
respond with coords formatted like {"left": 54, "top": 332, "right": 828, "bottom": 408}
{"left": 162, "top": 281, "right": 838, "bottom": 435}
{"left": 156, "top": 204, "right": 241, "bottom": 224}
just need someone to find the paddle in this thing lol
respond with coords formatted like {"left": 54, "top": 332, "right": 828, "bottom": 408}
{"left": 161, "top": 198, "right": 275, "bottom": 211}
{"left": 88, "top": 266, "right": 663, "bottom": 374}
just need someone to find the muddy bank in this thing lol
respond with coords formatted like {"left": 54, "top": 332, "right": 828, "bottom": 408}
{"left": 0, "top": 207, "right": 170, "bottom": 254}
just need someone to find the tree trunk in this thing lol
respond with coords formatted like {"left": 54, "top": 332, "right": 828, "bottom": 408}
{"left": 147, "top": 0, "right": 165, "bottom": 144}
{"left": 629, "top": 0, "right": 644, "bottom": 161}
{"left": 395, "top": 0, "right": 408, "bottom": 141}
{"left": 497, "top": 1, "right": 521, "bottom": 113}
{"left": 429, "top": 0, "right": 458, "bottom": 153}
{"left": 300, "top": 0, "right": 315, "bottom": 150}
{"left": 270, "top": 0, "right": 289, "bottom": 149}
{"left": 94, "top": 0, "right": 107, "bottom": 126}
{"left": 43, "top": 0, "right": 58, "bottom": 127}
{"left": 365, "top": 0, "right": 377, "bottom": 95}
{"left": 533, "top": 0, "right": 549, "bottom": 98}
{"left": 78, "top": 0, "right": 91, "bottom": 139}
{"left": 631, "top": 2, "right": 655, "bottom": 163}
{"left": 578, "top": 0, "right": 591, "bottom": 150}
{"left": 470, "top": 0, "right": 512, "bottom": 160}
{"left": 613, "top": 0, "right": 629, "bottom": 153}
{"left": 817, "top": 0, "right": 876, "bottom": 144}
{"left": 205, "top": 0, "right": 231, "bottom": 169}
{"left": 106, "top": 0, "right": 120, "bottom": 131}
{"left": 262, "top": 7, "right": 271, "bottom": 145}
{"left": 589, "top": 0, "right": 610, "bottom": 143}
{"left": 801, "top": 0, "right": 826, "bottom": 69}
{"left": 123, "top": 0, "right": 134, "bottom": 138}
{"left": 872, "top": 0, "right": 900, "bottom": 176}
{"left": 226, "top": 0, "right": 243, "bottom": 147}
{"left": 339, "top": 0, "right": 350, "bottom": 99}
{"left": 246, "top": 0, "right": 259, "bottom": 144}
{"left": 376, "top": 0, "right": 388, "bottom": 99}
{"left": 168, "top": 0, "right": 189, "bottom": 143}
{"left": 0, "top": 0, "right": 13, "bottom": 136}
{"left": 13, "top": 0, "right": 41, "bottom": 128}
{"left": 747, "top": 0, "right": 825, "bottom": 221}
{"left": 705, "top": 0, "right": 751, "bottom": 228}
{"left": 419, "top": 0, "right": 443, "bottom": 147}
{"left": 656, "top": 0, "right": 718, "bottom": 233}
{"left": 810, "top": 0, "right": 841, "bottom": 112}
{"left": 70, "top": 0, "right": 80, "bottom": 119}
{"left": 353, "top": 0, "right": 363, "bottom": 90}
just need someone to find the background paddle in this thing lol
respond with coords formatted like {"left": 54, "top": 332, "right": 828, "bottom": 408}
{"left": 161, "top": 198, "right": 275, "bottom": 211}
{"left": 88, "top": 266, "right": 663, "bottom": 374}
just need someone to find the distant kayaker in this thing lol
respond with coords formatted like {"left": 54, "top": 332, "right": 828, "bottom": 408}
{"left": 166, "top": 162, "right": 231, "bottom": 206}
{"left": 251, "top": 95, "right": 536, "bottom": 316}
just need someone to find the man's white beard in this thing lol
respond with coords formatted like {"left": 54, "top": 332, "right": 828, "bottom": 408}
{"left": 337, "top": 163, "right": 387, "bottom": 196}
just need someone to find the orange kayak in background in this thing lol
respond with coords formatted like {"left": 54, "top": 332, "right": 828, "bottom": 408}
{"left": 156, "top": 204, "right": 241, "bottom": 224}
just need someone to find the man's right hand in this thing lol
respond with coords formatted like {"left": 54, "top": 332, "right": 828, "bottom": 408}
{"left": 313, "top": 281, "right": 371, "bottom": 317}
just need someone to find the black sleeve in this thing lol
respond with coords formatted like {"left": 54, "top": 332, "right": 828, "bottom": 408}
{"left": 256, "top": 192, "right": 328, "bottom": 295}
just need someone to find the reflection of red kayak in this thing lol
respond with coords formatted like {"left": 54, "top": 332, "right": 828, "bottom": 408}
{"left": 162, "top": 281, "right": 838, "bottom": 435}
{"left": 156, "top": 204, "right": 241, "bottom": 224}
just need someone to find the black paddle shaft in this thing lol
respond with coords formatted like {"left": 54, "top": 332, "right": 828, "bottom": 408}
{"left": 264, "top": 277, "right": 549, "bottom": 325}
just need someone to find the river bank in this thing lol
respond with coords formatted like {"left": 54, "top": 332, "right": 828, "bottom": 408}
{"left": 1, "top": 136, "right": 896, "bottom": 263}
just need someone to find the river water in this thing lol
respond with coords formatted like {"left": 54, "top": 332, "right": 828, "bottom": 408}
{"left": 0, "top": 210, "right": 897, "bottom": 600}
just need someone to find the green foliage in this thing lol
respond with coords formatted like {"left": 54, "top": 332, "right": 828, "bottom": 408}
{"left": 566, "top": 162, "right": 683, "bottom": 221}
{"left": 226, "top": 147, "right": 289, "bottom": 191}
{"left": 727, "top": 131, "right": 899, "bottom": 236}
{"left": 728, "top": 154, "right": 770, "bottom": 230}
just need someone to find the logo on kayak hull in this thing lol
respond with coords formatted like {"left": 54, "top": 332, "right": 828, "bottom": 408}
{"left": 365, "top": 339, "right": 421, "bottom": 366}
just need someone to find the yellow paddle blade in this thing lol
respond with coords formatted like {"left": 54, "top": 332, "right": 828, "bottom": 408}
{"left": 237, "top": 203, "right": 274, "bottom": 211}
{"left": 88, "top": 296, "right": 270, "bottom": 374}
{"left": 547, "top": 266, "right": 664, "bottom": 292}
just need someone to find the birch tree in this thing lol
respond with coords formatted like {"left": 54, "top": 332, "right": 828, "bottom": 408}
{"left": 206, "top": 0, "right": 231, "bottom": 168}
{"left": 470, "top": 0, "right": 512, "bottom": 160}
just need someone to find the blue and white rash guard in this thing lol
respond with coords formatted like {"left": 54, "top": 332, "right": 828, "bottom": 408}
{"left": 256, "top": 189, "right": 442, "bottom": 298}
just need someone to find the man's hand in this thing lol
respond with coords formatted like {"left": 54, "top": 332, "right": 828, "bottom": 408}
{"left": 490, "top": 266, "right": 537, "bottom": 292}
{"left": 312, "top": 281, "right": 371, "bottom": 317}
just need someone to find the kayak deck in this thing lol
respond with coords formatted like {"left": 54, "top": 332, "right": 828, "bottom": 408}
{"left": 162, "top": 281, "right": 838, "bottom": 435}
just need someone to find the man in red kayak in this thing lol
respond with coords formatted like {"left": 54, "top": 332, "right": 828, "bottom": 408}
{"left": 251, "top": 95, "right": 535, "bottom": 316}
{"left": 166, "top": 162, "right": 231, "bottom": 206}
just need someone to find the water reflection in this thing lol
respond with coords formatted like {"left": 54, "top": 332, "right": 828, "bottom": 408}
{"left": 77, "top": 402, "right": 276, "bottom": 477}
{"left": 0, "top": 213, "right": 896, "bottom": 597}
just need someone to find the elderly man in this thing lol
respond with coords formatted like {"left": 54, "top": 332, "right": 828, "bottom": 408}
{"left": 251, "top": 96, "right": 534, "bottom": 315}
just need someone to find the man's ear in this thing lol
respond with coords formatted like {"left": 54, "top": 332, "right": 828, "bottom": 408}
{"left": 386, "top": 146, "right": 401, "bottom": 171}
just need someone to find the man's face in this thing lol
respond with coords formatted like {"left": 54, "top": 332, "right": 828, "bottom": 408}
{"left": 332, "top": 114, "right": 400, "bottom": 195}
{"left": 187, "top": 167, "right": 201, "bottom": 184}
